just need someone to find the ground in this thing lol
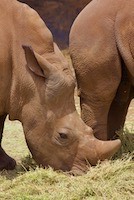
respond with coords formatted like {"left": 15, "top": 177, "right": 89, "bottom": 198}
{"left": 126, "top": 100, "right": 134, "bottom": 129}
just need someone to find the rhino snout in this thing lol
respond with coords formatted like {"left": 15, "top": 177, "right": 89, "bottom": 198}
{"left": 95, "top": 139, "right": 121, "bottom": 161}
{"left": 71, "top": 135, "right": 121, "bottom": 175}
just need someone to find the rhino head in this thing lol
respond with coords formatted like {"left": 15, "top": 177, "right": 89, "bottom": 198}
{"left": 17, "top": 45, "right": 121, "bottom": 174}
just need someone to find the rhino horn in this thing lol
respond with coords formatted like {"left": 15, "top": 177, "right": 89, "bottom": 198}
{"left": 95, "top": 139, "right": 121, "bottom": 162}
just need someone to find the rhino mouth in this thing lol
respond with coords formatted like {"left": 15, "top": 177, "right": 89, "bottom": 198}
{"left": 69, "top": 157, "right": 90, "bottom": 176}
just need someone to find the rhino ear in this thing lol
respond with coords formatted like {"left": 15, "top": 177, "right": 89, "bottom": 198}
{"left": 22, "top": 45, "right": 53, "bottom": 78}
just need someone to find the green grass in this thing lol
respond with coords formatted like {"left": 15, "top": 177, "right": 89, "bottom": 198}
{"left": 0, "top": 115, "right": 133, "bottom": 200}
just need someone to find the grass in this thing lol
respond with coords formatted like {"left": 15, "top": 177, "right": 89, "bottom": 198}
{"left": 0, "top": 114, "right": 133, "bottom": 199}
{"left": 0, "top": 154, "right": 133, "bottom": 200}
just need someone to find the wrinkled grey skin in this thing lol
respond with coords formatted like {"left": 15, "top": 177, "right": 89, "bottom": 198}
{"left": 0, "top": 0, "right": 121, "bottom": 174}
{"left": 69, "top": 0, "right": 134, "bottom": 141}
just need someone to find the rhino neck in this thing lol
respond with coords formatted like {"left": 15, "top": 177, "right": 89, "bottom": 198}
{"left": 7, "top": 1, "right": 53, "bottom": 119}
{"left": 8, "top": 40, "right": 36, "bottom": 122}
{"left": 8, "top": 70, "right": 35, "bottom": 122}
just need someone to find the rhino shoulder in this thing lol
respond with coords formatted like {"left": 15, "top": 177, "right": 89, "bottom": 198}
{"left": 14, "top": 1, "right": 54, "bottom": 53}
{"left": 23, "top": 3, "right": 52, "bottom": 37}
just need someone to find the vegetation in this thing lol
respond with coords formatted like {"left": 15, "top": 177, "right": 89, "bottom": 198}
{"left": 0, "top": 156, "right": 133, "bottom": 200}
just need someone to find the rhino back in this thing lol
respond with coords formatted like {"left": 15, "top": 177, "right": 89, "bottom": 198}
{"left": 69, "top": 0, "right": 134, "bottom": 79}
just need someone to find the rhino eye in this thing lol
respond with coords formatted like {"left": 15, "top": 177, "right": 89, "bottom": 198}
{"left": 52, "top": 129, "right": 76, "bottom": 146}
{"left": 59, "top": 132, "right": 68, "bottom": 139}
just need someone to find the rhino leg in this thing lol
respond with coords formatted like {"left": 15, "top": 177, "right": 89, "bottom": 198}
{"left": 77, "top": 59, "right": 121, "bottom": 140}
{"left": 108, "top": 79, "right": 134, "bottom": 139}
{"left": 80, "top": 95, "right": 114, "bottom": 141}
{"left": 0, "top": 115, "right": 16, "bottom": 170}
{"left": 71, "top": 27, "right": 122, "bottom": 141}
{"left": 0, "top": 114, "right": 7, "bottom": 141}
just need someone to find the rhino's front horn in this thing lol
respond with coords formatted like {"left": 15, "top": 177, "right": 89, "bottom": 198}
{"left": 95, "top": 139, "right": 121, "bottom": 162}
{"left": 71, "top": 136, "right": 121, "bottom": 175}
